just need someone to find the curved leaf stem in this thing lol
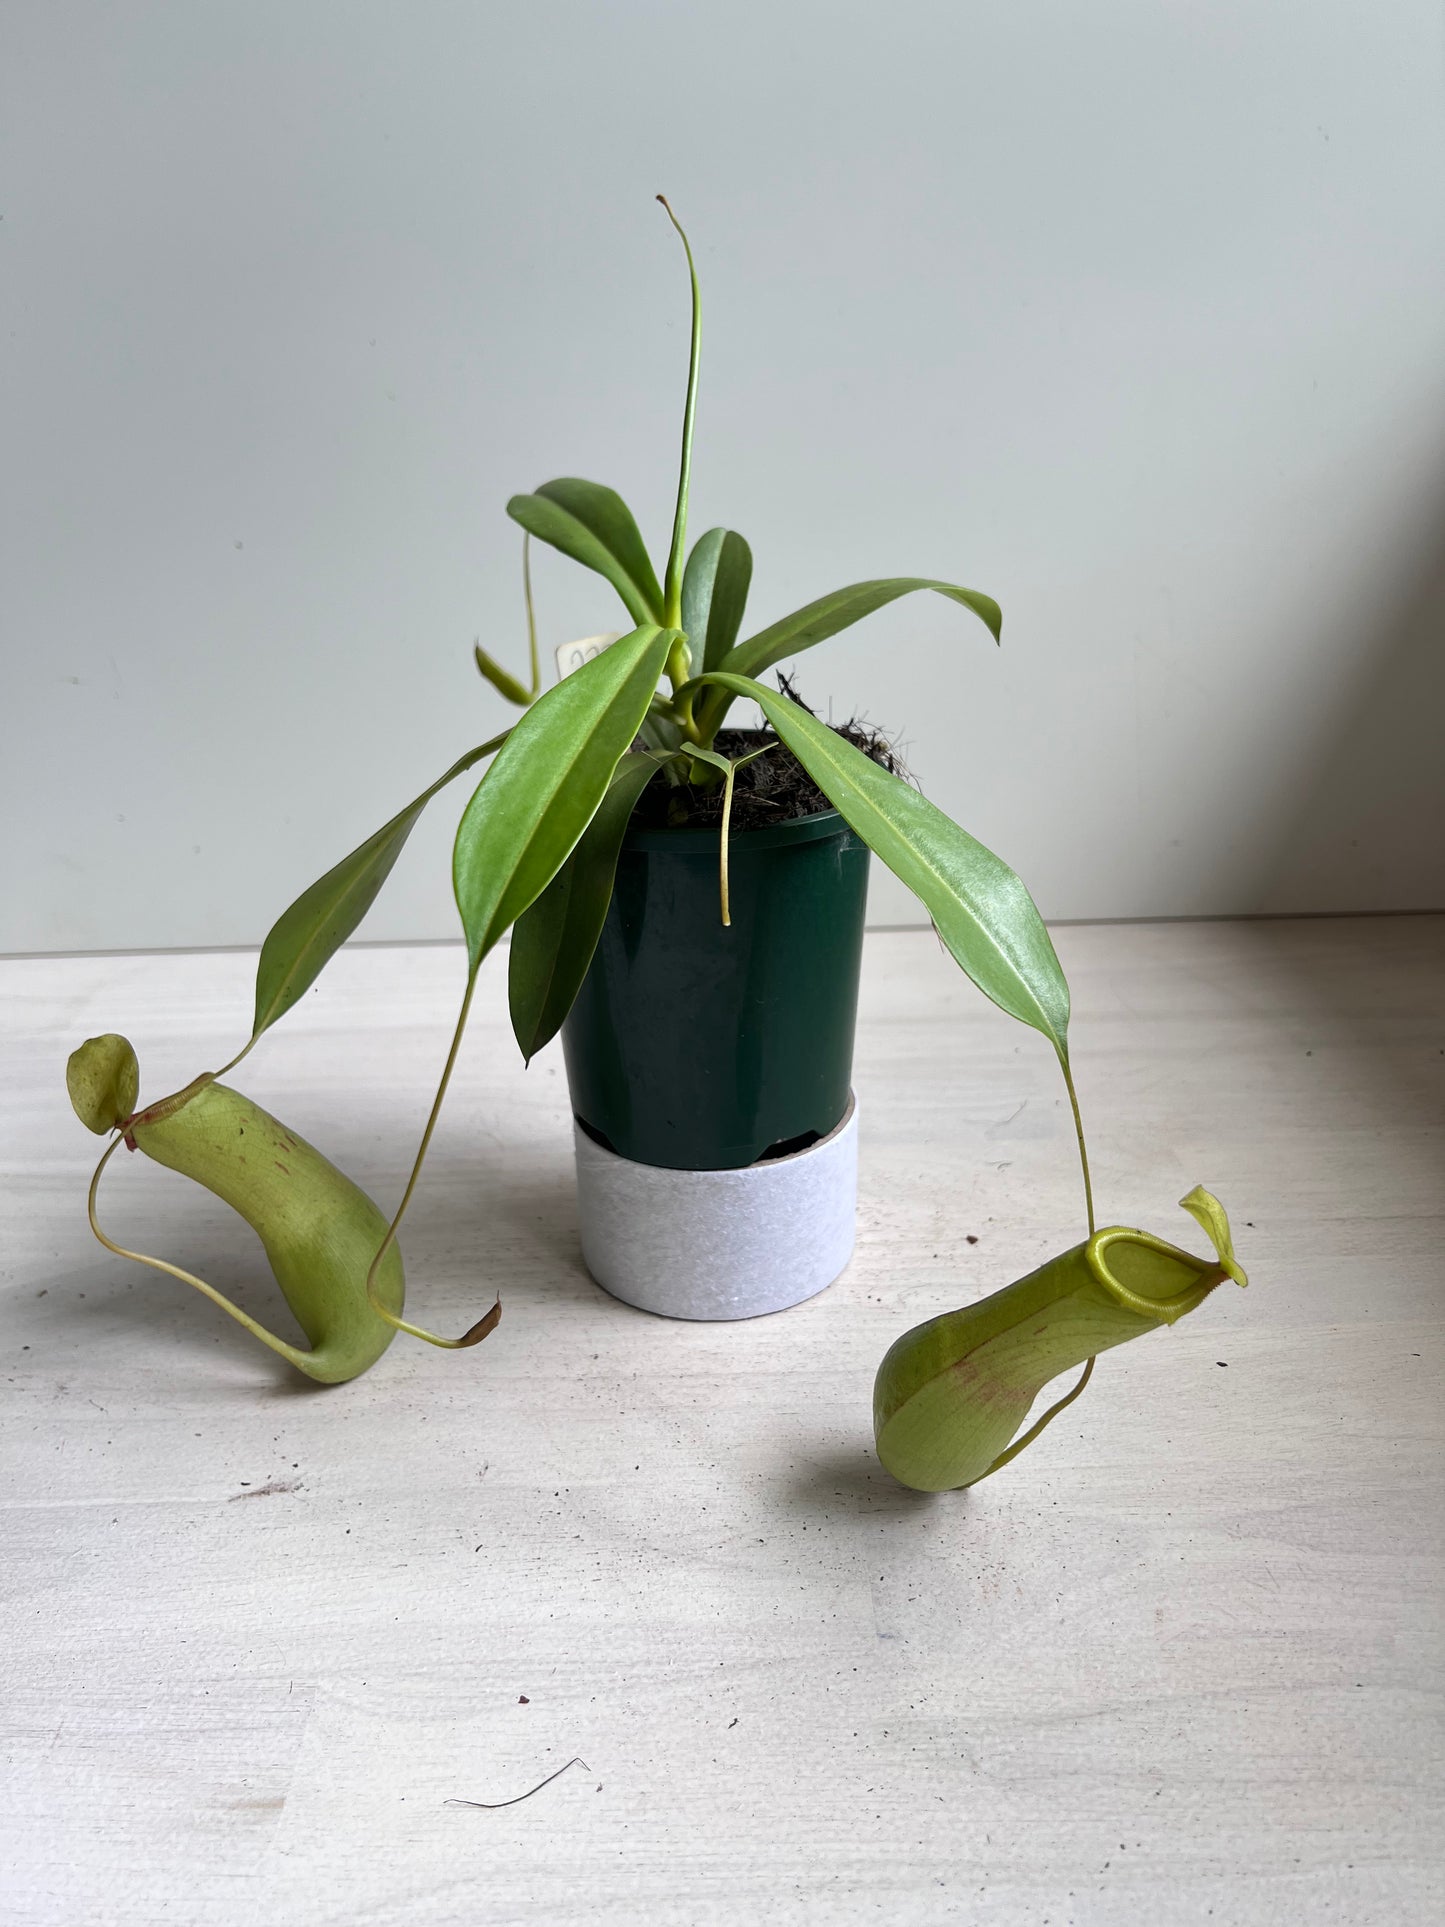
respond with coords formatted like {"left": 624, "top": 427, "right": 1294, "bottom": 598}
{"left": 657, "top": 195, "right": 700, "bottom": 629}
{"left": 976, "top": 1356, "right": 1096, "bottom": 1484}
{"left": 1060, "top": 1052, "right": 1095, "bottom": 1236}
{"left": 212, "top": 1037, "right": 258, "bottom": 1085}
{"left": 522, "top": 532, "right": 540, "bottom": 699}
{"left": 718, "top": 758, "right": 739, "bottom": 927}
{"left": 364, "top": 968, "right": 499, "bottom": 1348}
{"left": 715, "top": 740, "right": 777, "bottom": 924}
{"left": 86, "top": 1134, "right": 310, "bottom": 1371}
{"left": 674, "top": 687, "right": 703, "bottom": 744}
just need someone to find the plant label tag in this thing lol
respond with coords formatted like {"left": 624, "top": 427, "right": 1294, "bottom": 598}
{"left": 555, "top": 632, "right": 622, "bottom": 679}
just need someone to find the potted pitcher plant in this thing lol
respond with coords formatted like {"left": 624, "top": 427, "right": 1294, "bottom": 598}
{"left": 65, "top": 200, "right": 1247, "bottom": 1492}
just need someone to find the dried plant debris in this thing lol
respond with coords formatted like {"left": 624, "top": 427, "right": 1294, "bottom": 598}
{"left": 445, "top": 1756, "right": 590, "bottom": 1811}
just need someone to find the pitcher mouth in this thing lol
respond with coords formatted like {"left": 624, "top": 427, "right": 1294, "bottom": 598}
{"left": 1085, "top": 1227, "right": 1227, "bottom": 1324}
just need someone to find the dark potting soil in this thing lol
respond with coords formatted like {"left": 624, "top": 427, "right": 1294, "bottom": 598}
{"left": 630, "top": 678, "right": 906, "bottom": 832}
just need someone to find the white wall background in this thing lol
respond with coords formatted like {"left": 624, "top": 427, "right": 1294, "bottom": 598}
{"left": 5, "top": 0, "right": 1444, "bottom": 953}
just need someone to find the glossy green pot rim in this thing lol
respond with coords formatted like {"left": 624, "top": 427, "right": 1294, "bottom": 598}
{"left": 621, "top": 806, "right": 851, "bottom": 854}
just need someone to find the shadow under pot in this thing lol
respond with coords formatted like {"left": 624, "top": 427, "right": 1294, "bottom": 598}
{"left": 561, "top": 808, "right": 870, "bottom": 1319}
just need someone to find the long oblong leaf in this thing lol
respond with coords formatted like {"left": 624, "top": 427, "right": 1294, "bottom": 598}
{"left": 252, "top": 733, "right": 509, "bottom": 1040}
{"left": 699, "top": 673, "right": 1069, "bottom": 1053}
{"left": 697, "top": 576, "right": 999, "bottom": 736}
{"left": 454, "top": 626, "right": 677, "bottom": 969}
{"left": 507, "top": 751, "right": 660, "bottom": 1062}
{"left": 507, "top": 479, "right": 664, "bottom": 626}
{"left": 682, "top": 528, "right": 753, "bottom": 673}
{"left": 729, "top": 576, "right": 1002, "bottom": 672}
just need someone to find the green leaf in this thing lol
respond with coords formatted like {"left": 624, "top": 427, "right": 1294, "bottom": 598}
{"left": 507, "top": 479, "right": 664, "bottom": 627}
{"left": 729, "top": 576, "right": 1002, "bottom": 673}
{"left": 697, "top": 576, "right": 999, "bottom": 736}
{"left": 639, "top": 708, "right": 684, "bottom": 758}
{"left": 699, "top": 673, "right": 1069, "bottom": 1054}
{"left": 454, "top": 625, "right": 678, "bottom": 970}
{"left": 680, "top": 743, "right": 731, "bottom": 777}
{"left": 682, "top": 529, "right": 754, "bottom": 673}
{"left": 474, "top": 641, "right": 536, "bottom": 707}
{"left": 507, "top": 751, "right": 660, "bottom": 1062}
{"left": 252, "top": 735, "right": 509, "bottom": 1040}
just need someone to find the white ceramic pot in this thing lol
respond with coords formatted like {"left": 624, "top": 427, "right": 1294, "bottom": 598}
{"left": 573, "top": 1095, "right": 858, "bottom": 1320}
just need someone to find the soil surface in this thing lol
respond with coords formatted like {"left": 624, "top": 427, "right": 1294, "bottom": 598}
{"left": 631, "top": 678, "right": 906, "bottom": 831}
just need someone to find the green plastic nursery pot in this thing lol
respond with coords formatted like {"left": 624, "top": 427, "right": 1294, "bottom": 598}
{"left": 561, "top": 808, "right": 870, "bottom": 1171}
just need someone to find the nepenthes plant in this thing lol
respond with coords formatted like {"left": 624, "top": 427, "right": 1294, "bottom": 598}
{"left": 66, "top": 198, "right": 1247, "bottom": 1487}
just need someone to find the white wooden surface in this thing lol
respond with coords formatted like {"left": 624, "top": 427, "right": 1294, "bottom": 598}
{"left": 3, "top": 920, "right": 1442, "bottom": 1926}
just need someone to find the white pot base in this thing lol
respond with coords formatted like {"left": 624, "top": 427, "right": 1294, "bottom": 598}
{"left": 573, "top": 1096, "right": 858, "bottom": 1321}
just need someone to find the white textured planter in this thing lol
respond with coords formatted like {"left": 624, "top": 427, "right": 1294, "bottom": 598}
{"left": 574, "top": 1096, "right": 858, "bottom": 1320}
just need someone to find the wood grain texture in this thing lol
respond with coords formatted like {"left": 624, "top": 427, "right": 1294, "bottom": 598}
{"left": 3, "top": 919, "right": 1442, "bottom": 1925}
